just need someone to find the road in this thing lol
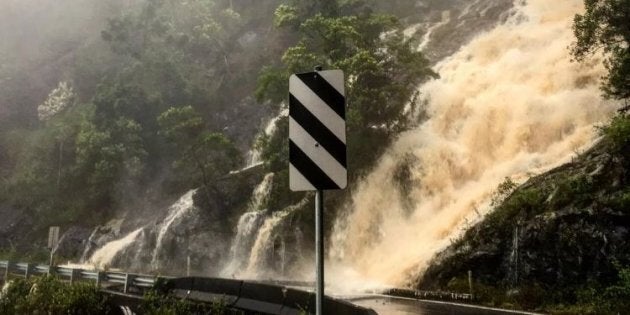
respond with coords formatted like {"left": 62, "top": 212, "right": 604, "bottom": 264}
{"left": 344, "top": 295, "right": 544, "bottom": 315}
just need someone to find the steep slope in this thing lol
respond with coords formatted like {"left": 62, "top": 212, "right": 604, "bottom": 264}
{"left": 419, "top": 123, "right": 630, "bottom": 309}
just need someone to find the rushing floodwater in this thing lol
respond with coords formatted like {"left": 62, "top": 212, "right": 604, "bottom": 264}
{"left": 330, "top": 0, "right": 616, "bottom": 287}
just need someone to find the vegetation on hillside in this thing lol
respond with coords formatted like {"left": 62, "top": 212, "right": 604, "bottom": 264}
{"left": 0, "top": 0, "right": 435, "bottom": 253}
{"left": 254, "top": 0, "right": 436, "bottom": 228}
{"left": 0, "top": 0, "right": 283, "bottom": 237}
{"left": 572, "top": 0, "right": 630, "bottom": 101}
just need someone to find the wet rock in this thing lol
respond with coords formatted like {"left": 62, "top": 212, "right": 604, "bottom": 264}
{"left": 54, "top": 226, "right": 92, "bottom": 259}
{"left": 420, "top": 140, "right": 630, "bottom": 292}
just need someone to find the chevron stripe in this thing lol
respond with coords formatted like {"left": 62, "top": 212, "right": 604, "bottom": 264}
{"left": 295, "top": 72, "right": 345, "bottom": 119}
{"left": 289, "top": 75, "right": 346, "bottom": 142}
{"left": 290, "top": 141, "right": 340, "bottom": 190}
{"left": 290, "top": 118, "right": 347, "bottom": 188}
{"left": 289, "top": 94, "right": 346, "bottom": 167}
{"left": 289, "top": 163, "right": 316, "bottom": 191}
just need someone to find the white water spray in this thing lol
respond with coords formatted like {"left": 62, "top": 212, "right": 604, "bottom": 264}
{"left": 243, "top": 209, "right": 292, "bottom": 277}
{"left": 246, "top": 109, "right": 289, "bottom": 166}
{"left": 88, "top": 228, "right": 143, "bottom": 269}
{"left": 222, "top": 173, "right": 274, "bottom": 276}
{"left": 331, "top": 0, "right": 617, "bottom": 287}
{"left": 151, "top": 189, "right": 196, "bottom": 270}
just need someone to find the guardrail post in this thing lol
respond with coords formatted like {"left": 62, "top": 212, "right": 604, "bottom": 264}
{"left": 4, "top": 261, "right": 10, "bottom": 281}
{"left": 96, "top": 271, "right": 102, "bottom": 288}
{"left": 70, "top": 269, "right": 77, "bottom": 284}
{"left": 124, "top": 273, "right": 133, "bottom": 293}
{"left": 468, "top": 270, "right": 474, "bottom": 299}
{"left": 24, "top": 264, "right": 33, "bottom": 279}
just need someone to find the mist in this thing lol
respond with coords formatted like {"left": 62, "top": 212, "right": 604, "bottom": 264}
{"left": 0, "top": 0, "right": 138, "bottom": 128}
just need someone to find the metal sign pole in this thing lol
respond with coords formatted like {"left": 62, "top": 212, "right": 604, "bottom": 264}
{"left": 315, "top": 190, "right": 324, "bottom": 315}
{"left": 49, "top": 250, "right": 54, "bottom": 273}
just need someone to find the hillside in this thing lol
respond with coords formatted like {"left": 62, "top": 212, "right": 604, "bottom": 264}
{"left": 419, "top": 115, "right": 630, "bottom": 313}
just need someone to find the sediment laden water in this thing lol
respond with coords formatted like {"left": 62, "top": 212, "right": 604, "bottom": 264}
{"left": 222, "top": 173, "right": 274, "bottom": 276}
{"left": 87, "top": 227, "right": 143, "bottom": 269}
{"left": 330, "top": 0, "right": 617, "bottom": 288}
{"left": 151, "top": 189, "right": 197, "bottom": 270}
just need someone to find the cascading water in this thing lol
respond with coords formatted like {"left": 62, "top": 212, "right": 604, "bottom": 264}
{"left": 246, "top": 109, "right": 289, "bottom": 167}
{"left": 151, "top": 189, "right": 197, "bottom": 270}
{"left": 87, "top": 227, "right": 143, "bottom": 269}
{"left": 418, "top": 11, "right": 450, "bottom": 51}
{"left": 222, "top": 173, "right": 274, "bottom": 276}
{"left": 223, "top": 210, "right": 267, "bottom": 276}
{"left": 243, "top": 209, "right": 292, "bottom": 277}
{"left": 80, "top": 227, "right": 101, "bottom": 262}
{"left": 330, "top": 0, "right": 617, "bottom": 287}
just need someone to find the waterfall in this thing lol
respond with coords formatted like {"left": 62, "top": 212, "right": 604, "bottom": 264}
{"left": 331, "top": 0, "right": 617, "bottom": 286}
{"left": 250, "top": 173, "right": 274, "bottom": 210}
{"left": 80, "top": 226, "right": 101, "bottom": 262}
{"left": 509, "top": 226, "right": 520, "bottom": 286}
{"left": 88, "top": 228, "right": 143, "bottom": 269}
{"left": 151, "top": 189, "right": 196, "bottom": 270}
{"left": 78, "top": 189, "right": 199, "bottom": 272}
{"left": 223, "top": 211, "right": 267, "bottom": 276}
{"left": 222, "top": 173, "right": 274, "bottom": 276}
{"left": 243, "top": 209, "right": 292, "bottom": 277}
{"left": 418, "top": 11, "right": 451, "bottom": 51}
{"left": 246, "top": 109, "right": 288, "bottom": 166}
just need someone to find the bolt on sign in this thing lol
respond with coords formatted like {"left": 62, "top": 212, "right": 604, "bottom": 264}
{"left": 289, "top": 69, "right": 347, "bottom": 191}
{"left": 48, "top": 226, "right": 60, "bottom": 249}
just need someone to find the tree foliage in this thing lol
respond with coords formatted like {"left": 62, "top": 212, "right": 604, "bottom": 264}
{"left": 572, "top": 0, "right": 630, "bottom": 100}
{"left": 0, "top": 276, "right": 111, "bottom": 315}
{"left": 158, "top": 106, "right": 241, "bottom": 197}
{"left": 257, "top": 1, "right": 436, "bottom": 179}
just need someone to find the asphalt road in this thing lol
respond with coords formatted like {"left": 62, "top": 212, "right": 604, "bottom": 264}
{"left": 346, "top": 296, "right": 544, "bottom": 315}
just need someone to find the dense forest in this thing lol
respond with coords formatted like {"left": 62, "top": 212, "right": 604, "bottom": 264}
{"left": 0, "top": 0, "right": 438, "bottom": 253}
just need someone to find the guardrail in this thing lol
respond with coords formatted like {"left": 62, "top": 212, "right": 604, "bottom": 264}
{"left": 0, "top": 260, "right": 165, "bottom": 294}
{"left": 383, "top": 288, "right": 474, "bottom": 302}
{"left": 1, "top": 260, "right": 475, "bottom": 314}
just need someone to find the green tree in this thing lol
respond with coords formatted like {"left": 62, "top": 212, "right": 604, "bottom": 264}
{"left": 257, "top": 4, "right": 436, "bottom": 178}
{"left": 158, "top": 106, "right": 241, "bottom": 200}
{"left": 572, "top": 0, "right": 630, "bottom": 100}
{"left": 74, "top": 114, "right": 147, "bottom": 212}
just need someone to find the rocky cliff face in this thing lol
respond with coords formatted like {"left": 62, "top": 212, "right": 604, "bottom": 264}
{"left": 419, "top": 138, "right": 630, "bottom": 295}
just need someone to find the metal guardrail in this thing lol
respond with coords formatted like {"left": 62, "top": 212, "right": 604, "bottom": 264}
{"left": 383, "top": 288, "right": 474, "bottom": 302}
{"left": 0, "top": 260, "right": 166, "bottom": 294}
{"left": 0, "top": 260, "right": 475, "bottom": 313}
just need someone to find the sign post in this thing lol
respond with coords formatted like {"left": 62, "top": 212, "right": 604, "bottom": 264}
{"left": 47, "top": 226, "right": 60, "bottom": 271}
{"left": 289, "top": 67, "right": 346, "bottom": 315}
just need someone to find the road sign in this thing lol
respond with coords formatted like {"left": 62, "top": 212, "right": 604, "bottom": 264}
{"left": 48, "top": 226, "right": 60, "bottom": 249}
{"left": 289, "top": 69, "right": 347, "bottom": 191}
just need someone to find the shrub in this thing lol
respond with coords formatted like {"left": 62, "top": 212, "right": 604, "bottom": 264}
{"left": 0, "top": 276, "right": 111, "bottom": 314}
{"left": 600, "top": 114, "right": 630, "bottom": 152}
{"left": 594, "top": 265, "right": 630, "bottom": 314}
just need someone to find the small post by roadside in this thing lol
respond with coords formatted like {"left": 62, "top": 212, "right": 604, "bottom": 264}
{"left": 187, "top": 255, "right": 191, "bottom": 277}
{"left": 47, "top": 226, "right": 60, "bottom": 273}
{"left": 4, "top": 261, "right": 10, "bottom": 281}
{"left": 468, "top": 270, "right": 474, "bottom": 299}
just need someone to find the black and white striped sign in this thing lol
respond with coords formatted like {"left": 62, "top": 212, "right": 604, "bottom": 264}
{"left": 289, "top": 70, "right": 346, "bottom": 191}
